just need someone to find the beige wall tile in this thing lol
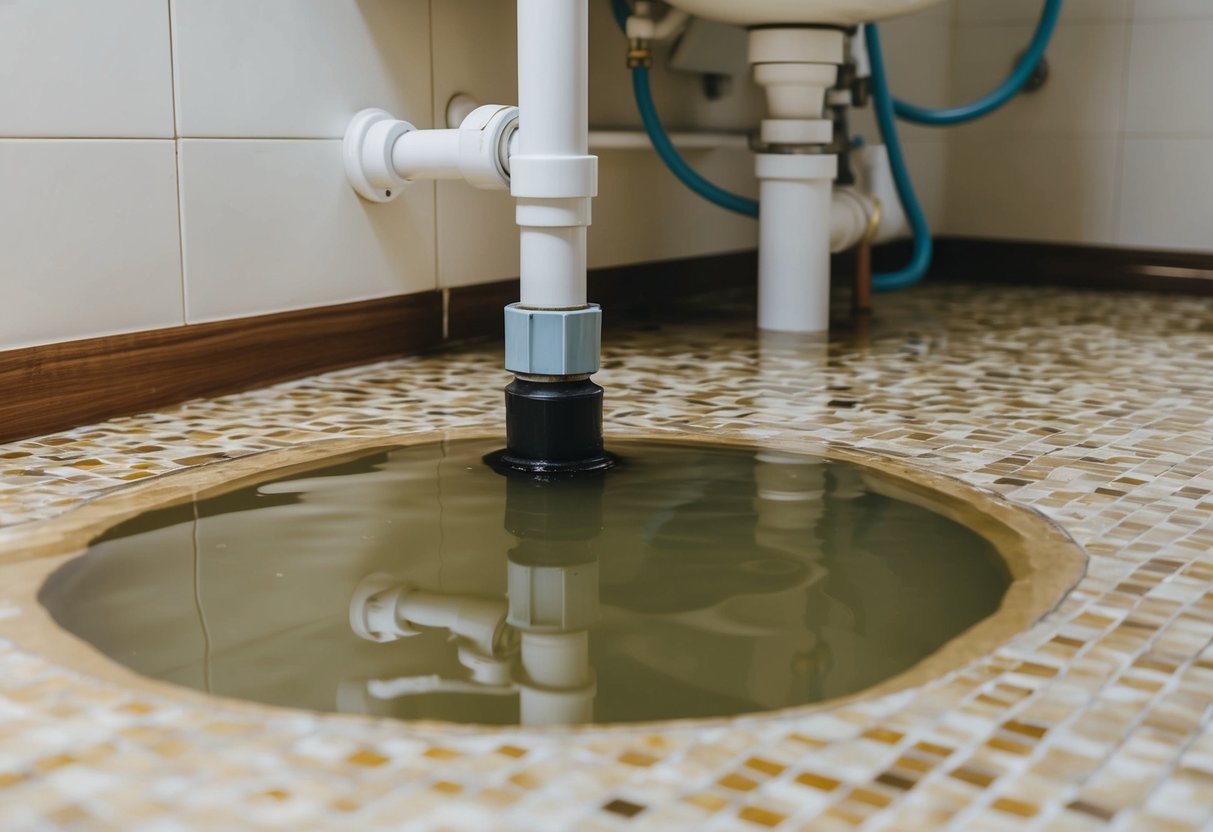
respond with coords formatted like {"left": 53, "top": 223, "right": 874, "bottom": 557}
{"left": 171, "top": 0, "right": 433, "bottom": 138}
{"left": 957, "top": 0, "right": 1130, "bottom": 23}
{"left": 178, "top": 139, "right": 436, "bottom": 323}
{"left": 943, "top": 133, "right": 1119, "bottom": 243}
{"left": 1132, "top": 0, "right": 1213, "bottom": 20}
{"left": 0, "top": 0, "right": 173, "bottom": 137}
{"left": 0, "top": 140, "right": 183, "bottom": 349}
{"left": 1118, "top": 138, "right": 1213, "bottom": 251}
{"left": 1126, "top": 18, "right": 1213, "bottom": 134}
{"left": 949, "top": 21, "right": 1128, "bottom": 136}
{"left": 588, "top": 148, "right": 758, "bottom": 270}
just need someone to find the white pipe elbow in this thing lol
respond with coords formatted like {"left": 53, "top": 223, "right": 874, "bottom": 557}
{"left": 830, "top": 186, "right": 875, "bottom": 253}
{"left": 856, "top": 144, "right": 910, "bottom": 245}
{"left": 398, "top": 590, "right": 512, "bottom": 658}
{"left": 348, "top": 574, "right": 512, "bottom": 658}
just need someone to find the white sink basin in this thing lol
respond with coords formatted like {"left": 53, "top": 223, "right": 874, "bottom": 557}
{"left": 663, "top": 0, "right": 946, "bottom": 27}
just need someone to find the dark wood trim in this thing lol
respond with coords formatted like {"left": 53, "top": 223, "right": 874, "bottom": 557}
{"left": 5, "top": 240, "right": 1209, "bottom": 446}
{"left": 1, "top": 294, "right": 444, "bottom": 445}
{"left": 926, "top": 237, "right": 1213, "bottom": 296}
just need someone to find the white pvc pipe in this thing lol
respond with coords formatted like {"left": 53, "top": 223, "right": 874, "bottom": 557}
{"left": 519, "top": 227, "right": 587, "bottom": 308}
{"left": 519, "top": 684, "right": 594, "bottom": 726}
{"left": 520, "top": 632, "right": 591, "bottom": 688}
{"left": 396, "top": 591, "right": 507, "bottom": 657}
{"left": 391, "top": 130, "right": 461, "bottom": 181}
{"left": 515, "top": 0, "right": 593, "bottom": 311}
{"left": 756, "top": 154, "right": 838, "bottom": 334}
{"left": 517, "top": 0, "right": 587, "bottom": 159}
{"left": 760, "top": 179, "right": 832, "bottom": 333}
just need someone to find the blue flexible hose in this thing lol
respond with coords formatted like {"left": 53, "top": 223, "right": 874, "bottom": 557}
{"left": 893, "top": 0, "right": 1063, "bottom": 125}
{"left": 612, "top": 0, "right": 759, "bottom": 217}
{"left": 866, "top": 23, "right": 933, "bottom": 292}
{"left": 632, "top": 68, "right": 760, "bottom": 218}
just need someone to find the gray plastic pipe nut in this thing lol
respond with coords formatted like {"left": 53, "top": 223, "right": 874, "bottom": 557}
{"left": 504, "top": 303, "right": 602, "bottom": 377}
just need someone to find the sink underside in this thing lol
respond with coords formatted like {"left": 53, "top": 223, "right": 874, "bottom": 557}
{"left": 663, "top": 0, "right": 946, "bottom": 27}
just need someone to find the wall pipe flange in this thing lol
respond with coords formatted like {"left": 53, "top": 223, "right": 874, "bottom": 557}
{"left": 343, "top": 108, "right": 414, "bottom": 203}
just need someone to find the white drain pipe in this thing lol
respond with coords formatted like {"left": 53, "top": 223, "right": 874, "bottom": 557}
{"left": 757, "top": 154, "right": 838, "bottom": 333}
{"left": 513, "top": 0, "right": 596, "bottom": 311}
{"left": 750, "top": 28, "right": 847, "bottom": 335}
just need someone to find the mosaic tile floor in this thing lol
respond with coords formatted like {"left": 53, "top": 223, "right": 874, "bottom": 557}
{"left": 1, "top": 283, "right": 1212, "bottom": 830}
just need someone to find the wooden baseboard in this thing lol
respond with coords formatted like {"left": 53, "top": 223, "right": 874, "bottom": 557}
{"left": 1, "top": 294, "right": 444, "bottom": 445}
{"left": 5, "top": 240, "right": 1207, "bottom": 445}
{"left": 926, "top": 237, "right": 1213, "bottom": 295}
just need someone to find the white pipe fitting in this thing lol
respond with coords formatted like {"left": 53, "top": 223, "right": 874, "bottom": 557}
{"left": 856, "top": 144, "right": 911, "bottom": 245}
{"left": 753, "top": 63, "right": 838, "bottom": 120}
{"left": 517, "top": 631, "right": 596, "bottom": 726}
{"left": 514, "top": 0, "right": 596, "bottom": 312}
{"left": 748, "top": 27, "right": 845, "bottom": 66}
{"left": 343, "top": 104, "right": 519, "bottom": 203}
{"left": 831, "top": 186, "right": 878, "bottom": 253}
{"left": 625, "top": 3, "right": 692, "bottom": 42}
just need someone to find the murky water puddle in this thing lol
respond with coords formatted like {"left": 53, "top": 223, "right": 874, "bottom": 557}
{"left": 41, "top": 440, "right": 1009, "bottom": 726}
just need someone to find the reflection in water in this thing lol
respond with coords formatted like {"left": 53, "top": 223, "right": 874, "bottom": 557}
{"left": 40, "top": 441, "right": 1009, "bottom": 727}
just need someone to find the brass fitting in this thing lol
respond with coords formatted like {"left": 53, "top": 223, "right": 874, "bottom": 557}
{"left": 626, "top": 39, "right": 653, "bottom": 69}
{"left": 861, "top": 196, "right": 884, "bottom": 246}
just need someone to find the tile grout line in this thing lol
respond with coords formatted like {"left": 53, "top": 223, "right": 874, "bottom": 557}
{"left": 166, "top": 0, "right": 189, "bottom": 327}
{"left": 429, "top": 0, "right": 444, "bottom": 332}
{"left": 1110, "top": 4, "right": 1136, "bottom": 247}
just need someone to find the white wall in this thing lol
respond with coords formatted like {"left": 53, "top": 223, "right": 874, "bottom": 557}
{"left": 0, "top": 1, "right": 960, "bottom": 352}
{"left": 0, "top": 0, "right": 765, "bottom": 351}
{"left": 852, "top": 0, "right": 957, "bottom": 230}
{"left": 941, "top": 0, "right": 1213, "bottom": 252}
{"left": 3, "top": 1, "right": 1206, "bottom": 354}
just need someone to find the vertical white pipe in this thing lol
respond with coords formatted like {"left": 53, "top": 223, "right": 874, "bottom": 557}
{"left": 515, "top": 0, "right": 592, "bottom": 310}
{"left": 517, "top": 0, "right": 588, "bottom": 158}
{"left": 520, "top": 227, "right": 587, "bottom": 308}
{"left": 755, "top": 154, "right": 838, "bottom": 334}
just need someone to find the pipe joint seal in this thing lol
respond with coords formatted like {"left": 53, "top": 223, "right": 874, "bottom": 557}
{"left": 760, "top": 118, "right": 833, "bottom": 147}
{"left": 511, "top": 155, "right": 599, "bottom": 199}
{"left": 457, "top": 104, "right": 520, "bottom": 190}
{"left": 504, "top": 304, "right": 601, "bottom": 377}
{"left": 515, "top": 197, "right": 592, "bottom": 228}
{"left": 755, "top": 152, "right": 838, "bottom": 182}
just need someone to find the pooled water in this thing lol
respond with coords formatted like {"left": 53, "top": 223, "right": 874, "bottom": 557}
{"left": 41, "top": 440, "right": 1009, "bottom": 726}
